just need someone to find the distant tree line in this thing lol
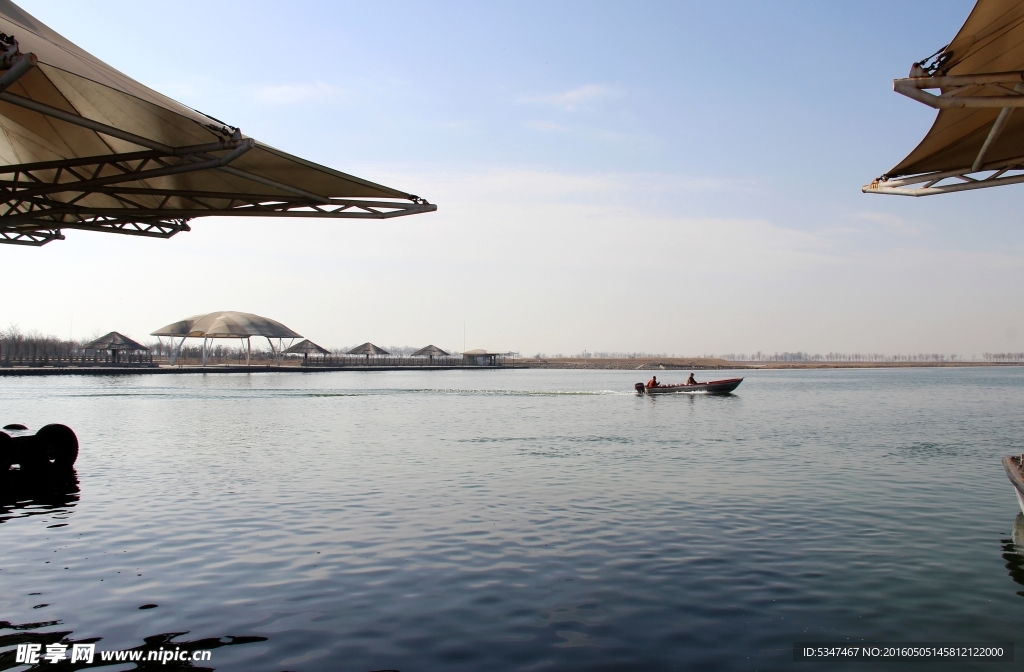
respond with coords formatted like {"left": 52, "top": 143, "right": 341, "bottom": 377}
{"left": 535, "top": 350, "right": 1019, "bottom": 363}
{"left": 716, "top": 352, "right": 971, "bottom": 363}
{"left": 533, "top": 352, "right": 678, "bottom": 359}
{"left": 0, "top": 326, "right": 78, "bottom": 365}
{"left": 982, "top": 353, "right": 1024, "bottom": 362}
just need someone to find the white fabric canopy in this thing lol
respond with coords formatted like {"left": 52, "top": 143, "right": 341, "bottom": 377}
{"left": 0, "top": 0, "right": 435, "bottom": 244}
{"left": 152, "top": 311, "right": 300, "bottom": 339}
{"left": 866, "top": 0, "right": 1024, "bottom": 195}
{"left": 889, "top": 1, "right": 1024, "bottom": 178}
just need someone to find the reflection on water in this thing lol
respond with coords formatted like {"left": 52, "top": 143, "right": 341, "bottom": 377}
{"left": 1001, "top": 513, "right": 1024, "bottom": 597}
{"left": 0, "top": 469, "right": 79, "bottom": 525}
{"left": 0, "top": 619, "right": 268, "bottom": 671}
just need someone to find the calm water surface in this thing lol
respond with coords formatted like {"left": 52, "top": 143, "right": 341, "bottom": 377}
{"left": 2, "top": 367, "right": 1023, "bottom": 671}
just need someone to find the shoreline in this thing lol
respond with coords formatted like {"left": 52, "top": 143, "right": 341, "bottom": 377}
{"left": 1, "top": 359, "right": 1021, "bottom": 375}
{"left": 0, "top": 364, "right": 520, "bottom": 376}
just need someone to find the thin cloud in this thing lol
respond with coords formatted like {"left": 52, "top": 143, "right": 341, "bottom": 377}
{"left": 848, "top": 210, "right": 924, "bottom": 235}
{"left": 519, "top": 84, "right": 622, "bottom": 111}
{"left": 253, "top": 81, "right": 344, "bottom": 105}
{"left": 522, "top": 120, "right": 569, "bottom": 132}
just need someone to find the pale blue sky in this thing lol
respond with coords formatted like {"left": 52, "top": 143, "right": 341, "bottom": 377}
{"left": 6, "top": 0, "right": 1023, "bottom": 356}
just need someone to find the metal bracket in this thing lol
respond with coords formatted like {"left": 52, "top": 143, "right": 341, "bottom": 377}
{"left": 893, "top": 72, "right": 1024, "bottom": 109}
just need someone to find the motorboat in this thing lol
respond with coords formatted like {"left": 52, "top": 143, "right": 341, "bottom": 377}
{"left": 634, "top": 378, "right": 743, "bottom": 395}
{"left": 1003, "top": 455, "right": 1024, "bottom": 515}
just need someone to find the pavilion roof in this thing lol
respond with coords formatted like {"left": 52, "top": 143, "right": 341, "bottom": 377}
{"left": 82, "top": 331, "right": 148, "bottom": 351}
{"left": 347, "top": 342, "right": 389, "bottom": 355}
{"left": 285, "top": 339, "right": 330, "bottom": 355}
{"left": 412, "top": 344, "right": 449, "bottom": 356}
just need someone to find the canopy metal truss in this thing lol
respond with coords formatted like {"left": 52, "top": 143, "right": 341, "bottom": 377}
{"left": 864, "top": 154, "right": 1024, "bottom": 197}
{"left": 865, "top": 73, "right": 1024, "bottom": 197}
{"left": 863, "top": 0, "right": 1024, "bottom": 197}
{"left": 0, "top": 75, "right": 434, "bottom": 245}
{"left": 0, "top": 7, "right": 436, "bottom": 246}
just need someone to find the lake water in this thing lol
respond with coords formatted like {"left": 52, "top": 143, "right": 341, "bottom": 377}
{"left": 1, "top": 367, "right": 1023, "bottom": 671}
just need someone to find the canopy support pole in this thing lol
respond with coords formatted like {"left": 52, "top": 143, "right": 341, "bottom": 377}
{"left": 972, "top": 83, "right": 1024, "bottom": 172}
{"left": 168, "top": 335, "right": 187, "bottom": 365}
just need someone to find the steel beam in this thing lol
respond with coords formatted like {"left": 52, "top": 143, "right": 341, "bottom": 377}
{"left": 0, "top": 198, "right": 435, "bottom": 222}
{"left": 0, "top": 139, "right": 248, "bottom": 176}
{"left": 971, "top": 87, "right": 1024, "bottom": 172}
{"left": 0, "top": 141, "right": 253, "bottom": 199}
{"left": 0, "top": 91, "right": 179, "bottom": 151}
{"left": 894, "top": 74, "right": 1024, "bottom": 109}
{"left": 215, "top": 165, "right": 331, "bottom": 204}
{"left": 0, "top": 52, "right": 36, "bottom": 93}
{"left": 61, "top": 218, "right": 191, "bottom": 238}
{"left": 863, "top": 160, "right": 1024, "bottom": 196}
{"left": 0, "top": 226, "right": 62, "bottom": 245}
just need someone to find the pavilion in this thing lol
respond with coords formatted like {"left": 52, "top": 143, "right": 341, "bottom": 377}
{"left": 348, "top": 342, "right": 389, "bottom": 362}
{"left": 412, "top": 345, "right": 450, "bottom": 363}
{"left": 863, "top": 0, "right": 1024, "bottom": 196}
{"left": 0, "top": 2, "right": 435, "bottom": 246}
{"left": 462, "top": 349, "right": 503, "bottom": 366}
{"left": 286, "top": 339, "right": 330, "bottom": 364}
{"left": 152, "top": 311, "right": 301, "bottom": 366}
{"left": 82, "top": 331, "right": 149, "bottom": 364}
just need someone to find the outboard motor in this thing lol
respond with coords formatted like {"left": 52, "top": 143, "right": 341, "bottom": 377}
{"left": 634, "top": 382, "right": 646, "bottom": 394}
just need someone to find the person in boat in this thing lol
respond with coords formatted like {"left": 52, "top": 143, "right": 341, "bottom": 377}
{"left": 686, "top": 373, "right": 698, "bottom": 385}
{"left": 646, "top": 375, "right": 659, "bottom": 389}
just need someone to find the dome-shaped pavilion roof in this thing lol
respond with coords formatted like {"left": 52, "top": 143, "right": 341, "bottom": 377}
{"left": 151, "top": 311, "right": 301, "bottom": 339}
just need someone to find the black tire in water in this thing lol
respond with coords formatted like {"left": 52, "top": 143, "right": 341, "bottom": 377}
{"left": 36, "top": 424, "right": 78, "bottom": 468}
{"left": 0, "top": 431, "right": 12, "bottom": 471}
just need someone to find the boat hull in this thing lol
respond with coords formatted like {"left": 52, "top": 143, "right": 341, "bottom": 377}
{"left": 1004, "top": 455, "right": 1024, "bottom": 516}
{"left": 638, "top": 378, "right": 743, "bottom": 395}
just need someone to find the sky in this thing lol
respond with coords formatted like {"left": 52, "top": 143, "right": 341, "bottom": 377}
{"left": 3, "top": 0, "right": 1022, "bottom": 357}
